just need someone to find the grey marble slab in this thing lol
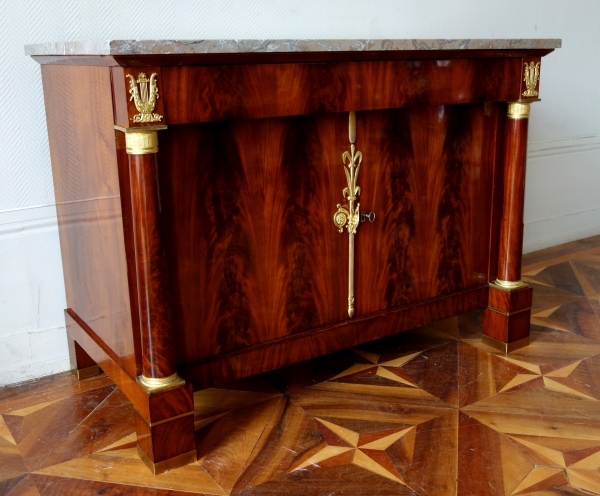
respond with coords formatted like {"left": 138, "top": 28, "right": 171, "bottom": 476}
{"left": 24, "top": 39, "right": 561, "bottom": 56}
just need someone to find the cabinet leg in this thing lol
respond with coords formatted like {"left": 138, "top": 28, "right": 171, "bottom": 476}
{"left": 483, "top": 102, "right": 534, "bottom": 353}
{"left": 68, "top": 335, "right": 101, "bottom": 380}
{"left": 482, "top": 282, "right": 533, "bottom": 353}
{"left": 133, "top": 386, "right": 196, "bottom": 475}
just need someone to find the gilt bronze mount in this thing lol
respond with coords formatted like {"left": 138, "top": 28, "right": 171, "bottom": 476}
{"left": 333, "top": 111, "right": 364, "bottom": 318}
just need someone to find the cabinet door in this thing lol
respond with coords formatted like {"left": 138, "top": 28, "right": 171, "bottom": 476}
{"left": 158, "top": 114, "right": 350, "bottom": 363}
{"left": 157, "top": 104, "right": 496, "bottom": 364}
{"left": 353, "top": 104, "right": 496, "bottom": 317}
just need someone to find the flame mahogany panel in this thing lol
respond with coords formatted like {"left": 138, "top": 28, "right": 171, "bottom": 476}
{"left": 162, "top": 58, "right": 523, "bottom": 124}
{"left": 158, "top": 103, "right": 498, "bottom": 364}
{"left": 354, "top": 104, "right": 496, "bottom": 315}
{"left": 158, "top": 116, "right": 347, "bottom": 364}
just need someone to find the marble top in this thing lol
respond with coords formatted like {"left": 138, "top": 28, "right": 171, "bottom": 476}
{"left": 24, "top": 39, "right": 561, "bottom": 56}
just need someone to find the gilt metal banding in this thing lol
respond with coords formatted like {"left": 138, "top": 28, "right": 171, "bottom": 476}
{"left": 123, "top": 130, "right": 159, "bottom": 155}
{"left": 333, "top": 111, "right": 362, "bottom": 318}
{"left": 494, "top": 278, "right": 527, "bottom": 290}
{"left": 114, "top": 125, "right": 168, "bottom": 155}
{"left": 507, "top": 102, "right": 531, "bottom": 120}
{"left": 482, "top": 335, "right": 530, "bottom": 354}
{"left": 137, "top": 372, "right": 185, "bottom": 394}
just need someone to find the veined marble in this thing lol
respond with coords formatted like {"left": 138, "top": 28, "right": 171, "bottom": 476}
{"left": 24, "top": 38, "right": 561, "bottom": 56}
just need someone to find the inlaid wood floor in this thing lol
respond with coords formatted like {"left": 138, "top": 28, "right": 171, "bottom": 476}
{"left": 2, "top": 236, "right": 600, "bottom": 495}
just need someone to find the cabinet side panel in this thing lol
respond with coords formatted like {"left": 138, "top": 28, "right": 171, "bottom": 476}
{"left": 41, "top": 65, "right": 137, "bottom": 375}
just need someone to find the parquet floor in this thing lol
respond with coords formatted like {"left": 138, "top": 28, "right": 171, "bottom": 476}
{"left": 1, "top": 235, "right": 600, "bottom": 495}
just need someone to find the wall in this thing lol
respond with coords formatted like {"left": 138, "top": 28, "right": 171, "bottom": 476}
{"left": 1, "top": 0, "right": 598, "bottom": 385}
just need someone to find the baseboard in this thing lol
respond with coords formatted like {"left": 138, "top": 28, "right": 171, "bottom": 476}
{"left": 0, "top": 204, "right": 58, "bottom": 237}
{"left": 524, "top": 135, "right": 600, "bottom": 254}
{"left": 0, "top": 356, "right": 70, "bottom": 387}
{"left": 0, "top": 205, "right": 68, "bottom": 387}
{"left": 523, "top": 208, "right": 600, "bottom": 254}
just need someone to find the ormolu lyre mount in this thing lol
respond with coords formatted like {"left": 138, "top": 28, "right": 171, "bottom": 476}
{"left": 333, "top": 111, "right": 366, "bottom": 318}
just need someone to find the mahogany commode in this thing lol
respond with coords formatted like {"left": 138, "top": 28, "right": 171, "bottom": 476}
{"left": 27, "top": 38, "right": 560, "bottom": 473}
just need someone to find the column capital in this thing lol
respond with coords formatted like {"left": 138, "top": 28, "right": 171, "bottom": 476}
{"left": 507, "top": 101, "right": 532, "bottom": 120}
{"left": 115, "top": 125, "right": 168, "bottom": 155}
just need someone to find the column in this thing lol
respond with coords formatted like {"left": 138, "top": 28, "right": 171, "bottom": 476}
{"left": 482, "top": 102, "right": 534, "bottom": 353}
{"left": 117, "top": 126, "right": 196, "bottom": 474}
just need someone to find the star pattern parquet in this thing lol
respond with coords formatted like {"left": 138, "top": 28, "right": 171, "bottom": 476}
{"left": 1, "top": 236, "right": 600, "bottom": 495}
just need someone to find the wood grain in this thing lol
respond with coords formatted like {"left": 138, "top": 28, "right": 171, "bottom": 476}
{"left": 179, "top": 286, "right": 488, "bottom": 390}
{"left": 158, "top": 116, "right": 346, "bottom": 364}
{"left": 134, "top": 410, "right": 194, "bottom": 464}
{"left": 128, "top": 152, "right": 175, "bottom": 379}
{"left": 159, "top": 104, "right": 495, "bottom": 368}
{"left": 354, "top": 105, "right": 493, "bottom": 315}
{"left": 67, "top": 336, "right": 96, "bottom": 370}
{"left": 41, "top": 65, "right": 137, "bottom": 376}
{"left": 163, "top": 58, "right": 526, "bottom": 124}
{"left": 497, "top": 117, "right": 530, "bottom": 282}
{"left": 488, "top": 284, "right": 533, "bottom": 313}
{"left": 34, "top": 47, "right": 560, "bottom": 475}
{"left": 3, "top": 238, "right": 599, "bottom": 495}
{"left": 64, "top": 310, "right": 193, "bottom": 425}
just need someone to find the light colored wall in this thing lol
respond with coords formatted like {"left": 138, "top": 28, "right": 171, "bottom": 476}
{"left": 1, "top": 0, "right": 598, "bottom": 385}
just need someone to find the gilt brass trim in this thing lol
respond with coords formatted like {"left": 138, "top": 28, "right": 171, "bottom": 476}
{"left": 114, "top": 125, "right": 167, "bottom": 154}
{"left": 333, "top": 111, "right": 363, "bottom": 318}
{"left": 487, "top": 305, "right": 532, "bottom": 317}
{"left": 134, "top": 407, "right": 194, "bottom": 427}
{"left": 137, "top": 372, "right": 185, "bottom": 394}
{"left": 494, "top": 278, "right": 528, "bottom": 290}
{"left": 71, "top": 365, "right": 101, "bottom": 380}
{"left": 127, "top": 72, "right": 163, "bottom": 123}
{"left": 507, "top": 102, "right": 531, "bottom": 120}
{"left": 522, "top": 61, "right": 540, "bottom": 98}
{"left": 123, "top": 130, "right": 159, "bottom": 155}
{"left": 482, "top": 335, "right": 530, "bottom": 354}
{"left": 137, "top": 446, "right": 197, "bottom": 475}
{"left": 114, "top": 125, "right": 168, "bottom": 133}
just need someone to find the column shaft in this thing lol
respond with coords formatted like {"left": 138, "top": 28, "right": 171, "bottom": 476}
{"left": 122, "top": 128, "right": 182, "bottom": 389}
{"left": 496, "top": 102, "right": 530, "bottom": 286}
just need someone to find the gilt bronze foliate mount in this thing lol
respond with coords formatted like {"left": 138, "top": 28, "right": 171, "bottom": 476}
{"left": 522, "top": 61, "right": 540, "bottom": 98}
{"left": 333, "top": 112, "right": 362, "bottom": 237}
{"left": 127, "top": 72, "right": 163, "bottom": 123}
{"left": 333, "top": 111, "right": 375, "bottom": 319}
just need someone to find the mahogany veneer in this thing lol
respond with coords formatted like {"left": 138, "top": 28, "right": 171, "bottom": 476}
{"left": 30, "top": 41, "right": 557, "bottom": 473}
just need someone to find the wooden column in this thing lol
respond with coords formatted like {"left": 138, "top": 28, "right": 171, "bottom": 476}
{"left": 119, "top": 126, "right": 196, "bottom": 474}
{"left": 124, "top": 128, "right": 181, "bottom": 386}
{"left": 497, "top": 102, "right": 531, "bottom": 285}
{"left": 482, "top": 102, "right": 534, "bottom": 353}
